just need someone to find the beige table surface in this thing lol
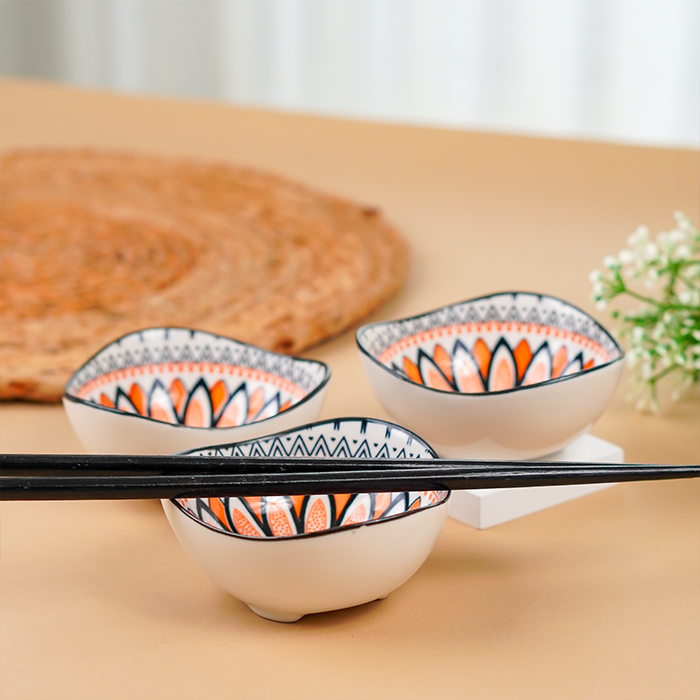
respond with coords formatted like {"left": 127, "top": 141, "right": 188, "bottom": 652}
{"left": 1, "top": 78, "right": 699, "bottom": 700}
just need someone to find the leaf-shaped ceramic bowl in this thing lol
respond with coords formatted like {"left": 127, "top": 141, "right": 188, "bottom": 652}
{"left": 63, "top": 328, "right": 330, "bottom": 454}
{"left": 162, "top": 417, "right": 450, "bottom": 622}
{"left": 356, "top": 292, "right": 624, "bottom": 460}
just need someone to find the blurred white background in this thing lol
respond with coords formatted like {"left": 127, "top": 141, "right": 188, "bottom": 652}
{"left": 1, "top": 0, "right": 698, "bottom": 148}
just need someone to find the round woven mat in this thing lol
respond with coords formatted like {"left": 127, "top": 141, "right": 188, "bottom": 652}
{"left": 0, "top": 149, "right": 408, "bottom": 401}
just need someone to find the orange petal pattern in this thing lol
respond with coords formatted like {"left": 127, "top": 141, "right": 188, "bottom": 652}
{"left": 129, "top": 384, "right": 146, "bottom": 415}
{"left": 177, "top": 489, "right": 448, "bottom": 539}
{"left": 472, "top": 339, "right": 491, "bottom": 380}
{"left": 395, "top": 334, "right": 599, "bottom": 394}
{"left": 513, "top": 339, "right": 532, "bottom": 381}
{"left": 99, "top": 377, "right": 298, "bottom": 429}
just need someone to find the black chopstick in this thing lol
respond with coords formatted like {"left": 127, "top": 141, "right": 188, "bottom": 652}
{"left": 0, "top": 453, "right": 697, "bottom": 501}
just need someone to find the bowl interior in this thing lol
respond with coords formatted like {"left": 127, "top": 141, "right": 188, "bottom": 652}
{"left": 358, "top": 292, "right": 622, "bottom": 394}
{"left": 64, "top": 328, "right": 328, "bottom": 428}
{"left": 174, "top": 418, "right": 448, "bottom": 539}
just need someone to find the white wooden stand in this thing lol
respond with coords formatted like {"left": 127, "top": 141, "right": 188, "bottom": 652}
{"left": 448, "top": 433, "right": 624, "bottom": 529}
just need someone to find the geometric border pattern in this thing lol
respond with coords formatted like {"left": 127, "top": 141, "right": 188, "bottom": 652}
{"left": 65, "top": 327, "right": 329, "bottom": 397}
{"left": 187, "top": 418, "right": 436, "bottom": 461}
{"left": 357, "top": 291, "right": 622, "bottom": 362}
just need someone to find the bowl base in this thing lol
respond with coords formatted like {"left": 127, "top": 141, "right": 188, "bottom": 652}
{"left": 248, "top": 605, "right": 304, "bottom": 623}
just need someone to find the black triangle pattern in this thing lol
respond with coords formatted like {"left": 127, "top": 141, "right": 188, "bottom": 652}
{"left": 199, "top": 422, "right": 434, "bottom": 460}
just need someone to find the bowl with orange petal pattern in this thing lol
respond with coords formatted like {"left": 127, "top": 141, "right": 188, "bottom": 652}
{"left": 356, "top": 292, "right": 624, "bottom": 460}
{"left": 162, "top": 417, "right": 449, "bottom": 622}
{"left": 63, "top": 327, "right": 330, "bottom": 454}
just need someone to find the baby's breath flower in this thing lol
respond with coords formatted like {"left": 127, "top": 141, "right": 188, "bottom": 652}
{"left": 618, "top": 248, "right": 635, "bottom": 265}
{"left": 668, "top": 229, "right": 687, "bottom": 244}
{"left": 590, "top": 212, "right": 700, "bottom": 412}
{"left": 643, "top": 242, "right": 659, "bottom": 260}
{"left": 631, "top": 326, "right": 645, "bottom": 342}
{"left": 674, "top": 244, "right": 691, "bottom": 260}
{"left": 628, "top": 225, "right": 649, "bottom": 247}
{"left": 592, "top": 281, "right": 605, "bottom": 296}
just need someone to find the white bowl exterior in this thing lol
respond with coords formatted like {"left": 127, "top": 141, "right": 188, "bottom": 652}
{"left": 63, "top": 383, "right": 328, "bottom": 454}
{"left": 360, "top": 352, "right": 623, "bottom": 459}
{"left": 163, "top": 497, "right": 449, "bottom": 619}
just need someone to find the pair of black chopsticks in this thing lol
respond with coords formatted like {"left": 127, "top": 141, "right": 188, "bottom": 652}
{"left": 1, "top": 453, "right": 697, "bottom": 500}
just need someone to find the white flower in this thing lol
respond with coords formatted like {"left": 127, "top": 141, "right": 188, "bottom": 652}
{"left": 590, "top": 212, "right": 699, "bottom": 414}
{"left": 627, "top": 353, "right": 639, "bottom": 367}
{"left": 668, "top": 229, "right": 687, "bottom": 244}
{"left": 628, "top": 226, "right": 649, "bottom": 247}
{"left": 618, "top": 248, "right": 635, "bottom": 264}
{"left": 643, "top": 242, "right": 659, "bottom": 261}
{"left": 674, "top": 211, "right": 695, "bottom": 234}
{"left": 652, "top": 324, "right": 666, "bottom": 341}
{"left": 674, "top": 244, "right": 691, "bottom": 260}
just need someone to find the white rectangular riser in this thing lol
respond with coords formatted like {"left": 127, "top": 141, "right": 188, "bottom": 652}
{"left": 448, "top": 434, "right": 624, "bottom": 530}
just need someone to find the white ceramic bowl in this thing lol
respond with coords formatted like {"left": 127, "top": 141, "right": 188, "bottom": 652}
{"left": 163, "top": 418, "right": 450, "bottom": 622}
{"left": 356, "top": 292, "right": 624, "bottom": 460}
{"left": 63, "top": 328, "right": 330, "bottom": 454}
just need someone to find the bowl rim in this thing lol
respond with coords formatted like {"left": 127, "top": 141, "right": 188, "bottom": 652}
{"left": 356, "top": 290, "right": 625, "bottom": 397}
{"left": 62, "top": 326, "right": 331, "bottom": 432}
{"left": 169, "top": 416, "right": 449, "bottom": 541}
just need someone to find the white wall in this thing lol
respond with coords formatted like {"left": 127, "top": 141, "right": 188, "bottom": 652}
{"left": 1, "top": 0, "right": 698, "bottom": 148}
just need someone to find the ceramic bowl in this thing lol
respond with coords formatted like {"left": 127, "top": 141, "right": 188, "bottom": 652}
{"left": 356, "top": 292, "right": 624, "bottom": 460}
{"left": 162, "top": 418, "right": 450, "bottom": 622}
{"left": 63, "top": 328, "right": 330, "bottom": 454}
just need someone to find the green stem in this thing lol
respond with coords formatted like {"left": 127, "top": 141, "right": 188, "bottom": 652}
{"left": 677, "top": 273, "right": 699, "bottom": 290}
{"left": 647, "top": 365, "right": 678, "bottom": 385}
{"left": 621, "top": 288, "right": 690, "bottom": 311}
